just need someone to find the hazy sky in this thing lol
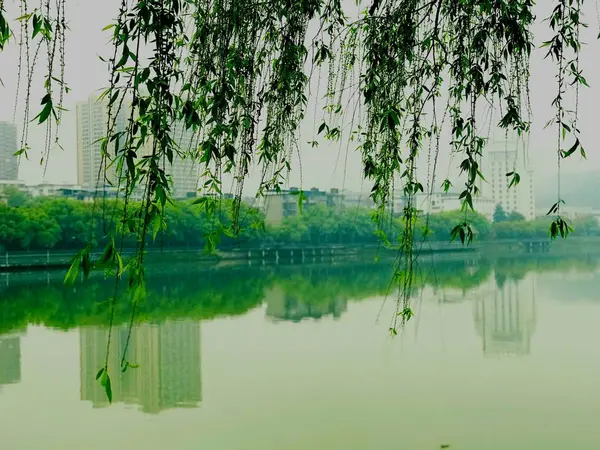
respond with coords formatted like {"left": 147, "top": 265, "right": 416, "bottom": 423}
{"left": 0, "top": 0, "right": 598, "bottom": 194}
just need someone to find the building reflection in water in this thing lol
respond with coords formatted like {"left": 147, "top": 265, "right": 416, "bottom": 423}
{"left": 473, "top": 272, "right": 537, "bottom": 356}
{"left": 0, "top": 332, "right": 22, "bottom": 392}
{"left": 264, "top": 286, "right": 347, "bottom": 322}
{"left": 79, "top": 320, "right": 201, "bottom": 414}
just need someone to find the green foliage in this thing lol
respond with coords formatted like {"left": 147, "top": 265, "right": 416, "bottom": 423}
{"left": 1, "top": 186, "right": 28, "bottom": 207}
{"left": 0, "top": 4, "right": 10, "bottom": 51}
{"left": 100, "top": 369, "right": 112, "bottom": 403}
{"left": 0, "top": 202, "right": 61, "bottom": 250}
{"left": 493, "top": 204, "right": 525, "bottom": 223}
{"left": 2, "top": 198, "right": 600, "bottom": 254}
{"left": 491, "top": 215, "right": 598, "bottom": 240}
{"left": 0, "top": 197, "right": 266, "bottom": 252}
{"left": 493, "top": 204, "right": 507, "bottom": 223}
{"left": 507, "top": 211, "right": 526, "bottom": 222}
{"left": 273, "top": 204, "right": 394, "bottom": 245}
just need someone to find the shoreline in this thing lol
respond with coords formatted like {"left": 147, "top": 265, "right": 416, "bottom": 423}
{"left": 1, "top": 236, "right": 599, "bottom": 273}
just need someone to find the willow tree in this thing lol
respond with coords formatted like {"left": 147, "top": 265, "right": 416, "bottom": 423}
{"left": 0, "top": 0, "right": 589, "bottom": 398}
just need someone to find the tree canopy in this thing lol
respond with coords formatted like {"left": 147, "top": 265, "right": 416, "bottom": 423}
{"left": 7, "top": 196, "right": 598, "bottom": 252}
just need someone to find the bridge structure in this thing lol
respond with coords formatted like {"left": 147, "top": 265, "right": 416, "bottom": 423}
{"left": 218, "top": 245, "right": 356, "bottom": 263}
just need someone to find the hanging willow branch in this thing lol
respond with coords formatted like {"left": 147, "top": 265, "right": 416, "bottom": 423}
{"left": 0, "top": 0, "right": 592, "bottom": 396}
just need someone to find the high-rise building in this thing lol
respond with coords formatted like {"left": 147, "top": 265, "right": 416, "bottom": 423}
{"left": 170, "top": 121, "right": 199, "bottom": 198}
{"left": 141, "top": 121, "right": 200, "bottom": 199}
{"left": 76, "top": 96, "right": 128, "bottom": 188}
{"left": 479, "top": 134, "right": 536, "bottom": 220}
{"left": 76, "top": 94, "right": 199, "bottom": 198}
{"left": 413, "top": 192, "right": 496, "bottom": 221}
{"left": 79, "top": 320, "right": 202, "bottom": 414}
{"left": 0, "top": 122, "right": 19, "bottom": 181}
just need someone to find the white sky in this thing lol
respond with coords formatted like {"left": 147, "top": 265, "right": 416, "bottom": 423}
{"left": 0, "top": 0, "right": 598, "bottom": 194}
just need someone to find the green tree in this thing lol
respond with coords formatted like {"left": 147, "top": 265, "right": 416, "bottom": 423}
{"left": 33, "top": 198, "right": 97, "bottom": 248}
{"left": 421, "top": 210, "right": 491, "bottom": 242}
{"left": 20, "top": 208, "right": 61, "bottom": 249}
{"left": 2, "top": 186, "right": 29, "bottom": 208}
{"left": 0, "top": 204, "right": 27, "bottom": 250}
{"left": 493, "top": 204, "right": 507, "bottom": 223}
{"left": 570, "top": 216, "right": 600, "bottom": 237}
{"left": 507, "top": 211, "right": 526, "bottom": 222}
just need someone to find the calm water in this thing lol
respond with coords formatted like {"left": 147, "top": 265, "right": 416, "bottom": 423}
{"left": 1, "top": 255, "right": 600, "bottom": 449}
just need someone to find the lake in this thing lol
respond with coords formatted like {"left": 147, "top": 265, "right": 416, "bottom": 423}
{"left": 1, "top": 254, "right": 600, "bottom": 449}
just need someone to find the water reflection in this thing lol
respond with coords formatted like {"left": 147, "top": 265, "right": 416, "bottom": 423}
{"left": 264, "top": 286, "right": 347, "bottom": 322}
{"left": 0, "top": 254, "right": 596, "bottom": 409}
{"left": 79, "top": 320, "right": 201, "bottom": 414}
{"left": 0, "top": 332, "right": 22, "bottom": 392}
{"left": 473, "top": 273, "right": 537, "bottom": 356}
{"left": 2, "top": 255, "right": 600, "bottom": 449}
{"left": 1, "top": 255, "right": 589, "bottom": 336}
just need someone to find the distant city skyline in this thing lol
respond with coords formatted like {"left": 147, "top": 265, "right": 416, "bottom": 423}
{"left": 0, "top": 107, "right": 590, "bottom": 213}
{"left": 0, "top": 0, "right": 598, "bottom": 205}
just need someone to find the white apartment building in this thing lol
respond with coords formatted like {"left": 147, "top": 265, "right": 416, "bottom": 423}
{"left": 0, "top": 122, "right": 19, "bottom": 181}
{"left": 76, "top": 95, "right": 199, "bottom": 199}
{"left": 169, "top": 121, "right": 200, "bottom": 199}
{"left": 76, "top": 96, "right": 128, "bottom": 188}
{"left": 138, "top": 120, "right": 199, "bottom": 199}
{"left": 413, "top": 192, "right": 496, "bottom": 221}
{"left": 479, "top": 134, "right": 536, "bottom": 220}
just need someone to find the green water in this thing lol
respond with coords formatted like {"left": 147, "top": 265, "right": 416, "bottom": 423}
{"left": 1, "top": 255, "right": 600, "bottom": 449}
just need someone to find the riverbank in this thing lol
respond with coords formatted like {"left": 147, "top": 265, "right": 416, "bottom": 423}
{"left": 0, "top": 241, "right": 477, "bottom": 272}
{"left": 2, "top": 236, "right": 600, "bottom": 273}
